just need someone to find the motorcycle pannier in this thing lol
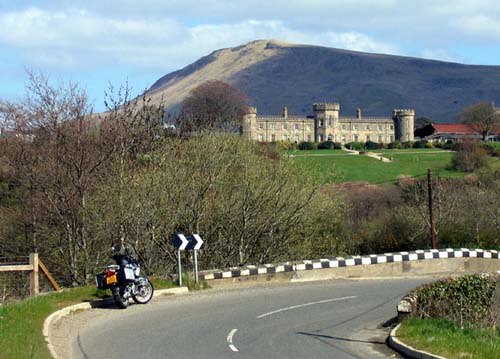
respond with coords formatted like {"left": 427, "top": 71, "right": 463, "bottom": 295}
{"left": 95, "top": 273, "right": 109, "bottom": 290}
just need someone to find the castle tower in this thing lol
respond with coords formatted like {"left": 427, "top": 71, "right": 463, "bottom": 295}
{"left": 313, "top": 102, "right": 340, "bottom": 142}
{"left": 241, "top": 106, "right": 257, "bottom": 139}
{"left": 393, "top": 109, "right": 415, "bottom": 142}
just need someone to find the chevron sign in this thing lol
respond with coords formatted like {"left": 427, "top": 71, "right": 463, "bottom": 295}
{"left": 173, "top": 233, "right": 204, "bottom": 251}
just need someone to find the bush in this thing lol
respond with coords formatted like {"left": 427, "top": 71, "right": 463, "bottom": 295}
{"left": 345, "top": 142, "right": 364, "bottom": 150}
{"left": 318, "top": 140, "right": 335, "bottom": 150}
{"left": 424, "top": 142, "right": 433, "bottom": 148}
{"left": 413, "top": 140, "right": 427, "bottom": 148}
{"left": 443, "top": 140, "right": 454, "bottom": 150}
{"left": 402, "top": 141, "right": 415, "bottom": 148}
{"left": 433, "top": 142, "right": 443, "bottom": 149}
{"left": 365, "top": 140, "right": 380, "bottom": 150}
{"left": 451, "top": 141, "right": 490, "bottom": 172}
{"left": 298, "top": 141, "right": 316, "bottom": 150}
{"left": 388, "top": 141, "right": 402, "bottom": 149}
{"left": 415, "top": 275, "right": 498, "bottom": 328}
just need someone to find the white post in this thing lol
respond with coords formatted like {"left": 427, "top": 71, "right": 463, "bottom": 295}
{"left": 177, "top": 249, "right": 182, "bottom": 287}
{"left": 194, "top": 250, "right": 199, "bottom": 284}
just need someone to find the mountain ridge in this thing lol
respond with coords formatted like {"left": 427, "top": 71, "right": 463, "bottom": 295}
{"left": 147, "top": 40, "right": 500, "bottom": 122}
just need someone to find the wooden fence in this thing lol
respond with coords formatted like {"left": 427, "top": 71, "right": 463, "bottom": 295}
{"left": 0, "top": 253, "right": 61, "bottom": 296}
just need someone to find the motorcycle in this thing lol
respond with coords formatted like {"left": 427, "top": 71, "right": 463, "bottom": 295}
{"left": 95, "top": 243, "right": 154, "bottom": 309}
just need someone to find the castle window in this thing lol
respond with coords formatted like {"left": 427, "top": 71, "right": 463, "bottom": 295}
{"left": 390, "top": 125, "right": 394, "bottom": 130}
{"left": 307, "top": 134, "right": 312, "bottom": 142}
{"left": 341, "top": 136, "right": 346, "bottom": 144}
{"left": 366, "top": 135, "right": 371, "bottom": 141}
{"left": 353, "top": 125, "right": 358, "bottom": 131}
{"left": 271, "top": 134, "right": 276, "bottom": 142}
{"left": 270, "top": 123, "right": 276, "bottom": 130}
{"left": 282, "top": 134, "right": 288, "bottom": 141}
{"left": 354, "top": 135, "right": 359, "bottom": 142}
{"left": 294, "top": 124, "right": 300, "bottom": 130}
{"left": 390, "top": 135, "right": 394, "bottom": 142}
{"left": 319, "top": 120, "right": 324, "bottom": 127}
{"left": 306, "top": 125, "right": 311, "bottom": 131}
{"left": 258, "top": 134, "right": 264, "bottom": 142}
{"left": 328, "top": 117, "right": 332, "bottom": 126}
{"left": 328, "top": 134, "right": 333, "bottom": 141}
{"left": 319, "top": 134, "right": 324, "bottom": 142}
{"left": 342, "top": 125, "right": 346, "bottom": 130}
{"left": 282, "top": 123, "right": 288, "bottom": 130}
{"left": 294, "top": 135, "right": 299, "bottom": 143}
{"left": 378, "top": 125, "right": 383, "bottom": 131}
{"left": 378, "top": 135, "right": 383, "bottom": 142}
{"left": 258, "top": 123, "right": 264, "bottom": 130}
{"left": 366, "top": 125, "right": 370, "bottom": 131}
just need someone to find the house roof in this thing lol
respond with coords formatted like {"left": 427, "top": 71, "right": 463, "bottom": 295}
{"left": 432, "top": 123, "right": 477, "bottom": 134}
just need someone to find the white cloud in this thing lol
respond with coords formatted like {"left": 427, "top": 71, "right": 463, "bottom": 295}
{"left": 0, "top": 8, "right": 399, "bottom": 72}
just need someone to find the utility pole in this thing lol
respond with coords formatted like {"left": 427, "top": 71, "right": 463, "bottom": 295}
{"left": 427, "top": 168, "right": 437, "bottom": 249}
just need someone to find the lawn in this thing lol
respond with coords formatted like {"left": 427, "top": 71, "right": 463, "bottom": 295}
{"left": 397, "top": 317, "right": 500, "bottom": 359}
{"left": 288, "top": 148, "right": 462, "bottom": 184}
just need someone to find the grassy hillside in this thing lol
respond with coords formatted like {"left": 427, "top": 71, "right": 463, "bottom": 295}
{"left": 148, "top": 40, "right": 500, "bottom": 122}
{"left": 289, "top": 148, "right": 463, "bottom": 183}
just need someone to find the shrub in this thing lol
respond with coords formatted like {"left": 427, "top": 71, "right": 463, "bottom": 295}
{"left": 451, "top": 141, "right": 490, "bottom": 172}
{"left": 298, "top": 141, "right": 315, "bottom": 150}
{"left": 433, "top": 142, "right": 443, "bottom": 149}
{"left": 424, "top": 142, "right": 433, "bottom": 148}
{"left": 415, "top": 275, "right": 498, "bottom": 328}
{"left": 413, "top": 140, "right": 426, "bottom": 148}
{"left": 345, "top": 142, "right": 364, "bottom": 150}
{"left": 388, "top": 141, "right": 402, "bottom": 149}
{"left": 365, "top": 140, "right": 380, "bottom": 150}
{"left": 333, "top": 142, "right": 342, "bottom": 149}
{"left": 318, "top": 140, "right": 335, "bottom": 149}
{"left": 402, "top": 141, "right": 415, "bottom": 148}
{"left": 443, "top": 140, "right": 454, "bottom": 150}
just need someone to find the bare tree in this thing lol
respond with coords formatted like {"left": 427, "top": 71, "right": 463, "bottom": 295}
{"left": 460, "top": 102, "right": 500, "bottom": 140}
{"left": 178, "top": 80, "right": 249, "bottom": 133}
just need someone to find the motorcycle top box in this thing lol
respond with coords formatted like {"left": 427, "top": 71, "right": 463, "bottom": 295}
{"left": 95, "top": 272, "right": 108, "bottom": 290}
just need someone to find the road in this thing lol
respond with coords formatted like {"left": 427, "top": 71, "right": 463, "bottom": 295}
{"left": 73, "top": 278, "right": 428, "bottom": 359}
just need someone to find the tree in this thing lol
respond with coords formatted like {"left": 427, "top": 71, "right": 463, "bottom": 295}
{"left": 178, "top": 80, "right": 249, "bottom": 133}
{"left": 460, "top": 102, "right": 500, "bottom": 140}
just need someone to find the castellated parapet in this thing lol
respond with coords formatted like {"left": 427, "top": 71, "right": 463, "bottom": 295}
{"left": 313, "top": 103, "right": 340, "bottom": 111}
{"left": 393, "top": 109, "right": 415, "bottom": 116}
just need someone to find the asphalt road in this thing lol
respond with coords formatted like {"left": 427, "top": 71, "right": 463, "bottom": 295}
{"left": 73, "top": 278, "right": 428, "bottom": 359}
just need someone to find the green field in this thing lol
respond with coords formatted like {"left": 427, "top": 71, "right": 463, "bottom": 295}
{"left": 288, "top": 148, "right": 463, "bottom": 183}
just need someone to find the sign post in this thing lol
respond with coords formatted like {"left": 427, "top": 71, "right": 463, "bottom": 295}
{"left": 173, "top": 233, "right": 204, "bottom": 286}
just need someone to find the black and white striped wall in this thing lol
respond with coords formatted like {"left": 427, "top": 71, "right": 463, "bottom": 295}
{"left": 200, "top": 248, "right": 499, "bottom": 281}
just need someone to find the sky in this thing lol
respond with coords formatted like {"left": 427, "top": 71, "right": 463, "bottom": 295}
{"left": 1, "top": 0, "right": 500, "bottom": 111}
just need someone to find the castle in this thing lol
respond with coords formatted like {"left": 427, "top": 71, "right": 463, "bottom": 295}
{"left": 242, "top": 103, "right": 415, "bottom": 144}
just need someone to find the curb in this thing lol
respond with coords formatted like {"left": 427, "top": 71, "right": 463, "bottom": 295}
{"left": 43, "top": 286, "right": 189, "bottom": 359}
{"left": 201, "top": 248, "right": 499, "bottom": 280}
{"left": 388, "top": 323, "right": 447, "bottom": 359}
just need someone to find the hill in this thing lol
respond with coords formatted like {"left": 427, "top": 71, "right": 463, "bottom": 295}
{"left": 147, "top": 40, "right": 500, "bottom": 122}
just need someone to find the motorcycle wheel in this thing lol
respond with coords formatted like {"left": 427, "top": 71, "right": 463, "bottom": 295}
{"left": 132, "top": 278, "right": 154, "bottom": 304}
{"left": 111, "top": 286, "right": 129, "bottom": 309}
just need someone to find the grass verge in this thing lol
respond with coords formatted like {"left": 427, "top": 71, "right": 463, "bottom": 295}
{"left": 397, "top": 317, "right": 500, "bottom": 359}
{"left": 0, "top": 279, "right": 178, "bottom": 359}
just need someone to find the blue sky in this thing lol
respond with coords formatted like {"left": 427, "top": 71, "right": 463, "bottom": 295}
{"left": 1, "top": 0, "right": 500, "bottom": 111}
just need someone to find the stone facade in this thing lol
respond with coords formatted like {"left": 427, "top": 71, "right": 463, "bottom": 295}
{"left": 242, "top": 103, "right": 415, "bottom": 144}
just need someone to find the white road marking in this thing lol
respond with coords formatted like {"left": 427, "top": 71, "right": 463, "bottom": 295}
{"left": 227, "top": 328, "right": 239, "bottom": 352}
{"left": 256, "top": 296, "right": 357, "bottom": 319}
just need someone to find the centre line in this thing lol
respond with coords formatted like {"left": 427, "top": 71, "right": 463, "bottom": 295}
{"left": 227, "top": 328, "right": 239, "bottom": 352}
{"left": 256, "top": 295, "right": 357, "bottom": 319}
